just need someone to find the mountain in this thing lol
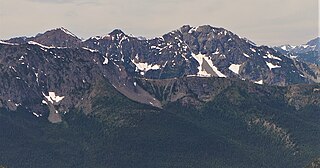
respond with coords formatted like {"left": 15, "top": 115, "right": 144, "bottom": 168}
{"left": 0, "top": 26, "right": 319, "bottom": 168}
{"left": 81, "top": 25, "right": 320, "bottom": 85}
{"left": 274, "top": 37, "right": 320, "bottom": 65}
{"left": 0, "top": 25, "right": 319, "bottom": 122}
{"left": 4, "top": 27, "right": 82, "bottom": 48}
{"left": 3, "top": 25, "right": 320, "bottom": 86}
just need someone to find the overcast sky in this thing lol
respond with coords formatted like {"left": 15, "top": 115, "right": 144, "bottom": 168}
{"left": 0, "top": 0, "right": 318, "bottom": 46}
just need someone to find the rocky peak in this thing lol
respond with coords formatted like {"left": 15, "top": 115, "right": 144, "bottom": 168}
{"left": 36, "top": 27, "right": 77, "bottom": 38}
{"left": 108, "top": 29, "right": 127, "bottom": 39}
{"left": 31, "top": 27, "right": 82, "bottom": 48}
{"left": 3, "top": 27, "right": 82, "bottom": 48}
{"left": 179, "top": 25, "right": 193, "bottom": 33}
{"left": 194, "top": 25, "right": 214, "bottom": 33}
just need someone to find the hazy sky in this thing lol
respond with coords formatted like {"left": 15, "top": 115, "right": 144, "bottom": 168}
{"left": 0, "top": 0, "right": 318, "bottom": 46}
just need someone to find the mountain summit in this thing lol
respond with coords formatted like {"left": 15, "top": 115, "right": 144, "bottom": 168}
{"left": 5, "top": 27, "right": 82, "bottom": 48}
{"left": 31, "top": 27, "right": 82, "bottom": 47}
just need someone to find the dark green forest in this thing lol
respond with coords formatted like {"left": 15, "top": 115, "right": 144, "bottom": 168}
{"left": 0, "top": 80, "right": 319, "bottom": 168}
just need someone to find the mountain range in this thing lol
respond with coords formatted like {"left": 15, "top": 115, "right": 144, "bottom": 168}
{"left": 274, "top": 37, "right": 320, "bottom": 65}
{"left": 3, "top": 26, "right": 320, "bottom": 86}
{"left": 0, "top": 25, "right": 319, "bottom": 168}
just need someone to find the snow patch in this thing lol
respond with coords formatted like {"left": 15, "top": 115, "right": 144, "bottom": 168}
{"left": 43, "top": 92, "right": 65, "bottom": 104}
{"left": 132, "top": 60, "right": 161, "bottom": 73}
{"left": 264, "top": 53, "right": 282, "bottom": 61}
{"left": 281, "top": 46, "right": 288, "bottom": 51}
{"left": 192, "top": 53, "right": 226, "bottom": 78}
{"left": 42, "top": 100, "right": 48, "bottom": 105}
{"left": 188, "top": 27, "right": 198, "bottom": 33}
{"left": 254, "top": 80, "right": 263, "bottom": 85}
{"left": 19, "top": 55, "right": 24, "bottom": 61}
{"left": 266, "top": 62, "right": 281, "bottom": 70}
{"left": 32, "top": 112, "right": 42, "bottom": 118}
{"left": 35, "top": 72, "right": 39, "bottom": 83}
{"left": 213, "top": 49, "right": 220, "bottom": 55}
{"left": 103, "top": 53, "right": 109, "bottom": 64}
{"left": 229, "top": 64, "right": 241, "bottom": 74}
{"left": 90, "top": 36, "right": 102, "bottom": 41}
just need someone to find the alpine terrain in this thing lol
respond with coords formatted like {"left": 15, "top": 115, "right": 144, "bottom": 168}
{"left": 0, "top": 25, "right": 319, "bottom": 168}
{"left": 274, "top": 37, "right": 320, "bottom": 65}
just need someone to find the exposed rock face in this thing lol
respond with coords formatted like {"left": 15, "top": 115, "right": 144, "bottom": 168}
{"left": 137, "top": 77, "right": 234, "bottom": 106}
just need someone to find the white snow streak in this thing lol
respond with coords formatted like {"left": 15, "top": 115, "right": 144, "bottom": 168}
{"left": 59, "top": 27, "right": 78, "bottom": 38}
{"left": 243, "top": 53, "right": 250, "bottom": 58}
{"left": 0, "top": 40, "right": 18, "bottom": 45}
{"left": 28, "top": 41, "right": 54, "bottom": 49}
{"left": 82, "top": 47, "right": 99, "bottom": 53}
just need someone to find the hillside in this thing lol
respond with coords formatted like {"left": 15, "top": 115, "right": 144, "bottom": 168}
{"left": 0, "top": 77, "right": 319, "bottom": 168}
